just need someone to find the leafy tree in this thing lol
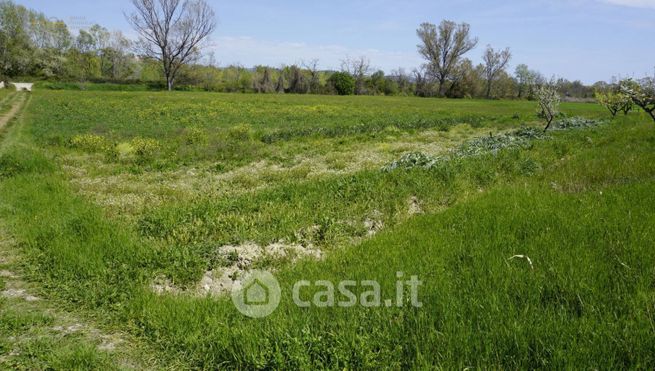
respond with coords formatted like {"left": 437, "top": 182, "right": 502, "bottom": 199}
{"left": 537, "top": 84, "right": 561, "bottom": 132}
{"left": 416, "top": 20, "right": 478, "bottom": 97}
{"left": 253, "top": 67, "right": 274, "bottom": 93}
{"left": 447, "top": 59, "right": 480, "bottom": 98}
{"left": 275, "top": 74, "right": 285, "bottom": 94}
{"left": 368, "top": 70, "right": 387, "bottom": 95}
{"left": 341, "top": 56, "right": 371, "bottom": 95}
{"left": 493, "top": 70, "right": 519, "bottom": 99}
{"left": 329, "top": 72, "right": 355, "bottom": 96}
{"left": 482, "top": 45, "right": 511, "bottom": 99}
{"left": 514, "top": 64, "right": 544, "bottom": 100}
{"left": 287, "top": 65, "right": 309, "bottom": 94}
{"left": 595, "top": 90, "right": 633, "bottom": 117}
{"left": 0, "top": 1, "right": 35, "bottom": 76}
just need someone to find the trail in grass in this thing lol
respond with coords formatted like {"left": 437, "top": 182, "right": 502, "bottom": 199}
{"left": 0, "top": 97, "right": 155, "bottom": 369}
{"left": 0, "top": 93, "right": 27, "bottom": 131}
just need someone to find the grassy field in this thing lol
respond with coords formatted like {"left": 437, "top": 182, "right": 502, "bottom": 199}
{"left": 1, "top": 90, "right": 654, "bottom": 368}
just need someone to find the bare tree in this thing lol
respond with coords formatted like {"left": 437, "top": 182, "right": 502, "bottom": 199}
{"left": 341, "top": 56, "right": 371, "bottom": 95}
{"left": 413, "top": 67, "right": 433, "bottom": 97}
{"left": 106, "top": 31, "right": 133, "bottom": 80}
{"left": 417, "top": 20, "right": 478, "bottom": 97}
{"left": 302, "top": 59, "right": 321, "bottom": 94}
{"left": 391, "top": 68, "right": 411, "bottom": 94}
{"left": 482, "top": 45, "right": 511, "bottom": 99}
{"left": 126, "top": 0, "right": 216, "bottom": 91}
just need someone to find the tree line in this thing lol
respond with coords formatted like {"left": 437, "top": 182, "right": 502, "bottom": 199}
{"left": 0, "top": 0, "right": 635, "bottom": 100}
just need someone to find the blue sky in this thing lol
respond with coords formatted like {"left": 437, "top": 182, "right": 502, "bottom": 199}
{"left": 17, "top": 0, "right": 655, "bottom": 83}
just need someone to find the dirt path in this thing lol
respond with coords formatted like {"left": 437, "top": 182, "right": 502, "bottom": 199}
{"left": 0, "top": 95, "right": 157, "bottom": 369}
{"left": 0, "top": 92, "right": 27, "bottom": 130}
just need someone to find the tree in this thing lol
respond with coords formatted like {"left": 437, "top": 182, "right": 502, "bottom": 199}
{"left": 413, "top": 67, "right": 434, "bottom": 97}
{"left": 126, "top": 0, "right": 216, "bottom": 91}
{"left": 341, "top": 56, "right": 371, "bottom": 95}
{"left": 595, "top": 90, "right": 632, "bottom": 117}
{"left": 285, "top": 65, "right": 308, "bottom": 94}
{"left": 515, "top": 64, "right": 532, "bottom": 99}
{"left": 328, "top": 72, "right": 355, "bottom": 96}
{"left": 0, "top": 1, "right": 36, "bottom": 76}
{"left": 514, "top": 64, "right": 545, "bottom": 100}
{"left": 253, "top": 67, "right": 274, "bottom": 93}
{"left": 368, "top": 70, "right": 386, "bottom": 95}
{"left": 302, "top": 59, "right": 321, "bottom": 94}
{"left": 103, "top": 31, "right": 134, "bottom": 80}
{"left": 537, "top": 84, "right": 561, "bottom": 132}
{"left": 621, "top": 78, "right": 655, "bottom": 123}
{"left": 447, "top": 59, "right": 480, "bottom": 98}
{"left": 275, "top": 73, "right": 285, "bottom": 94}
{"left": 390, "top": 68, "right": 412, "bottom": 95}
{"left": 416, "top": 20, "right": 478, "bottom": 97}
{"left": 482, "top": 45, "right": 511, "bottom": 99}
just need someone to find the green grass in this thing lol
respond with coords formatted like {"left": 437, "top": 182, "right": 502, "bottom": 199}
{"left": 28, "top": 91, "right": 605, "bottom": 166}
{"left": 0, "top": 90, "right": 653, "bottom": 368}
{"left": 0, "top": 301, "right": 117, "bottom": 370}
{"left": 0, "top": 90, "right": 15, "bottom": 114}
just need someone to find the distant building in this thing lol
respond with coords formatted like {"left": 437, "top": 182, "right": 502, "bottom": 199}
{"left": 0, "top": 81, "right": 5, "bottom": 89}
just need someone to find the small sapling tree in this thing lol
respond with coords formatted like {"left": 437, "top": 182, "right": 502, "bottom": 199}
{"left": 537, "top": 84, "right": 561, "bottom": 132}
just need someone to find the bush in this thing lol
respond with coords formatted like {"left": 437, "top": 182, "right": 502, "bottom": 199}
{"left": 112, "top": 137, "right": 161, "bottom": 164}
{"left": 184, "top": 127, "right": 208, "bottom": 145}
{"left": 130, "top": 137, "right": 161, "bottom": 162}
{"left": 227, "top": 124, "right": 254, "bottom": 141}
{"left": 328, "top": 72, "right": 356, "bottom": 96}
{"left": 68, "top": 134, "right": 110, "bottom": 153}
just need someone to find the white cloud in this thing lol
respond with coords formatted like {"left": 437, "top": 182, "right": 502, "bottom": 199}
{"left": 206, "top": 36, "right": 423, "bottom": 72}
{"left": 601, "top": 0, "right": 655, "bottom": 9}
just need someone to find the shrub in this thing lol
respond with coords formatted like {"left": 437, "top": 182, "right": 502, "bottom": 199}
{"left": 328, "top": 72, "right": 356, "bottom": 96}
{"left": 227, "top": 124, "right": 254, "bottom": 141}
{"left": 184, "top": 126, "right": 208, "bottom": 145}
{"left": 112, "top": 137, "right": 161, "bottom": 163}
{"left": 68, "top": 134, "right": 111, "bottom": 153}
{"left": 130, "top": 137, "right": 161, "bottom": 161}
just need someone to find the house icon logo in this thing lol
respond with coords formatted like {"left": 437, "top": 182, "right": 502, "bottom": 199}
{"left": 244, "top": 278, "right": 270, "bottom": 305}
{"left": 232, "top": 270, "right": 281, "bottom": 318}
